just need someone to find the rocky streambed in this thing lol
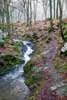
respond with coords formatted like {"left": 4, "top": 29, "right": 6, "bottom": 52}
{"left": 0, "top": 40, "right": 34, "bottom": 100}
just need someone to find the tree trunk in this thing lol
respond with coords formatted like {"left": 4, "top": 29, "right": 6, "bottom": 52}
{"left": 54, "top": 0, "right": 55, "bottom": 18}
{"left": 58, "top": 0, "right": 66, "bottom": 42}
{"left": 29, "top": 0, "right": 32, "bottom": 26}
{"left": 2, "top": 7, "right": 5, "bottom": 32}
{"left": 49, "top": 0, "right": 53, "bottom": 30}
{"left": 27, "top": 0, "right": 30, "bottom": 26}
{"left": 56, "top": 0, "right": 59, "bottom": 19}
{"left": 4, "top": 0, "right": 10, "bottom": 36}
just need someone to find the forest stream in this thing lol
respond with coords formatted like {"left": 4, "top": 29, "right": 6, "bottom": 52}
{"left": 0, "top": 40, "right": 34, "bottom": 100}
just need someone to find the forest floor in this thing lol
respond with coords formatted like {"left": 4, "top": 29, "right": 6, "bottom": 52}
{"left": 14, "top": 19, "right": 67, "bottom": 100}
{"left": 0, "top": 19, "right": 67, "bottom": 99}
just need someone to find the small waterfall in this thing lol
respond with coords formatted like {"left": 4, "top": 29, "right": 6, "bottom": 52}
{"left": 2, "top": 40, "right": 34, "bottom": 80}
{"left": 23, "top": 41, "right": 34, "bottom": 63}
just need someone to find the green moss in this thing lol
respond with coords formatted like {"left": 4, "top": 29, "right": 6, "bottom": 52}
{"left": 11, "top": 41, "right": 22, "bottom": 47}
{"left": 29, "top": 96, "right": 35, "bottom": 100}
{"left": 53, "top": 57, "right": 67, "bottom": 73}
{"left": 11, "top": 41, "right": 23, "bottom": 57}
{"left": 13, "top": 46, "right": 22, "bottom": 55}
{"left": 0, "top": 55, "right": 22, "bottom": 75}
{"left": 24, "top": 60, "right": 34, "bottom": 75}
{"left": 63, "top": 23, "right": 67, "bottom": 29}
{"left": 58, "top": 63, "right": 67, "bottom": 73}
{"left": 24, "top": 60, "right": 39, "bottom": 87}
{"left": 25, "top": 75, "right": 40, "bottom": 86}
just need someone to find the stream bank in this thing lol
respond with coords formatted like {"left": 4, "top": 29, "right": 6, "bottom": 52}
{"left": 0, "top": 40, "right": 34, "bottom": 100}
{"left": 24, "top": 32, "right": 67, "bottom": 100}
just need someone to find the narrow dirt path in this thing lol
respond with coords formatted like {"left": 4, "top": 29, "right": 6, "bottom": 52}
{"left": 35, "top": 33, "right": 66, "bottom": 100}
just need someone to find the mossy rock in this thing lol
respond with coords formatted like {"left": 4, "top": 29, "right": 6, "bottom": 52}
{"left": 24, "top": 60, "right": 34, "bottom": 75}
{"left": 0, "top": 55, "right": 23, "bottom": 75}
{"left": 25, "top": 75, "right": 40, "bottom": 85}
{"left": 11, "top": 41, "right": 22, "bottom": 47}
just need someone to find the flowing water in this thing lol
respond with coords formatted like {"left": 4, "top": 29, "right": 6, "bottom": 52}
{"left": 0, "top": 40, "right": 34, "bottom": 100}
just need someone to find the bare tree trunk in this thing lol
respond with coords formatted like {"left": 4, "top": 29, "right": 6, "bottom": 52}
{"left": 42, "top": 0, "right": 48, "bottom": 20}
{"left": 23, "top": 0, "right": 26, "bottom": 22}
{"left": 56, "top": 0, "right": 59, "bottom": 19}
{"left": 58, "top": 0, "right": 66, "bottom": 42}
{"left": 33, "top": 0, "right": 38, "bottom": 22}
{"left": 49, "top": 0, "right": 53, "bottom": 30}
{"left": 4, "top": 0, "right": 10, "bottom": 36}
{"left": 27, "top": 0, "right": 30, "bottom": 26}
{"left": 29, "top": 0, "right": 32, "bottom": 26}
{"left": 54, "top": 0, "right": 55, "bottom": 18}
{"left": 2, "top": 7, "right": 5, "bottom": 32}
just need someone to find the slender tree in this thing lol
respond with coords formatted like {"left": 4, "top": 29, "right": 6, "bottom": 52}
{"left": 4, "top": 0, "right": 11, "bottom": 36}
{"left": 42, "top": 0, "right": 48, "bottom": 20}
{"left": 53, "top": 0, "right": 55, "bottom": 18}
{"left": 29, "top": 0, "right": 32, "bottom": 26}
{"left": 58, "top": 0, "right": 66, "bottom": 42}
{"left": 49, "top": 0, "right": 53, "bottom": 30}
{"left": 56, "top": 0, "right": 59, "bottom": 19}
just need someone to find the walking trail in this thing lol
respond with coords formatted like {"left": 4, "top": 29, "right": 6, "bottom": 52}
{"left": 35, "top": 33, "right": 66, "bottom": 100}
